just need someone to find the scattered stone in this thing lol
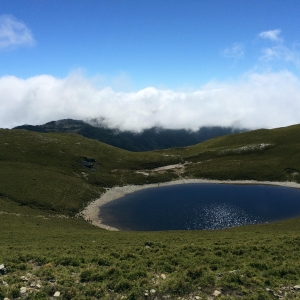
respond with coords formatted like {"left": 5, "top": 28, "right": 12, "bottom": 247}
{"left": 161, "top": 273, "right": 166, "bottom": 280}
{"left": 144, "top": 293, "right": 149, "bottom": 297}
{"left": 4, "top": 298, "right": 10, "bottom": 300}
{"left": 150, "top": 289, "right": 156, "bottom": 294}
{"left": 36, "top": 284, "right": 41, "bottom": 289}
{"left": 2, "top": 281, "right": 8, "bottom": 286}
{"left": 294, "top": 285, "right": 300, "bottom": 290}
{"left": 212, "top": 290, "right": 221, "bottom": 297}
{"left": 0, "top": 264, "right": 7, "bottom": 275}
{"left": 20, "top": 276, "right": 29, "bottom": 281}
{"left": 20, "top": 287, "right": 27, "bottom": 294}
{"left": 266, "top": 288, "right": 273, "bottom": 293}
{"left": 54, "top": 291, "right": 60, "bottom": 297}
{"left": 145, "top": 245, "right": 151, "bottom": 249}
{"left": 195, "top": 296, "right": 201, "bottom": 299}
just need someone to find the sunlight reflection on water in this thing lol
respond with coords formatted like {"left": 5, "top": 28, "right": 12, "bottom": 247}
{"left": 185, "top": 203, "right": 262, "bottom": 230}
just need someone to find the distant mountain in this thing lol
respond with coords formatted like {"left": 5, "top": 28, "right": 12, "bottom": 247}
{"left": 14, "top": 119, "right": 247, "bottom": 151}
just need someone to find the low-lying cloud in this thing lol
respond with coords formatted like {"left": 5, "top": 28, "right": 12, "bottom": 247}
{"left": 1, "top": 71, "right": 300, "bottom": 131}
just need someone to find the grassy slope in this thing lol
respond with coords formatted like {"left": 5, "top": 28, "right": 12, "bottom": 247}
{"left": 2, "top": 212, "right": 300, "bottom": 299}
{"left": 0, "top": 129, "right": 180, "bottom": 215}
{"left": 172, "top": 124, "right": 300, "bottom": 182}
{"left": 1, "top": 125, "right": 300, "bottom": 299}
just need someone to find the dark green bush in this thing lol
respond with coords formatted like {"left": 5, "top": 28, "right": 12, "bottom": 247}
{"left": 80, "top": 269, "right": 93, "bottom": 282}
{"left": 186, "top": 266, "right": 205, "bottom": 280}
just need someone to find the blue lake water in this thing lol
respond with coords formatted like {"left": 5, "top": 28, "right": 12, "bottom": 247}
{"left": 99, "top": 184, "right": 300, "bottom": 231}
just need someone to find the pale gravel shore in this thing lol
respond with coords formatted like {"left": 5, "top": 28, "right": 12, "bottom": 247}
{"left": 78, "top": 179, "right": 300, "bottom": 231}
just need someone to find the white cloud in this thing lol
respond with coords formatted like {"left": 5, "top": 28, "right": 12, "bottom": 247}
{"left": 1, "top": 71, "right": 300, "bottom": 131}
{"left": 0, "top": 14, "right": 35, "bottom": 50}
{"left": 259, "top": 29, "right": 282, "bottom": 42}
{"left": 260, "top": 45, "right": 300, "bottom": 67}
{"left": 257, "top": 29, "right": 300, "bottom": 68}
{"left": 221, "top": 43, "right": 244, "bottom": 60}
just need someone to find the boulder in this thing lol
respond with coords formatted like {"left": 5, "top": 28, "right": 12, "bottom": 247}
{"left": 54, "top": 291, "right": 60, "bottom": 297}
{"left": 213, "top": 290, "right": 221, "bottom": 297}
{"left": 294, "top": 285, "right": 300, "bottom": 290}
{"left": 0, "top": 264, "right": 7, "bottom": 275}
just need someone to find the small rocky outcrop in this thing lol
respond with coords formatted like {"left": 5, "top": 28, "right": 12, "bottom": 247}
{"left": 80, "top": 156, "right": 97, "bottom": 169}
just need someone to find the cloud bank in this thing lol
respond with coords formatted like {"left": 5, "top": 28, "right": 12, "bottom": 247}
{"left": 0, "top": 14, "right": 35, "bottom": 50}
{"left": 1, "top": 71, "right": 300, "bottom": 131}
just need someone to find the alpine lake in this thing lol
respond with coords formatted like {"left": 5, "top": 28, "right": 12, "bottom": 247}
{"left": 99, "top": 183, "right": 300, "bottom": 231}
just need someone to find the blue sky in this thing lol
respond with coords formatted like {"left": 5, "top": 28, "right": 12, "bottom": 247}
{"left": 1, "top": 0, "right": 300, "bottom": 130}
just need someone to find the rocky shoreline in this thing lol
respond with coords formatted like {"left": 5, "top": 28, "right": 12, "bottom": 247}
{"left": 78, "top": 179, "right": 300, "bottom": 231}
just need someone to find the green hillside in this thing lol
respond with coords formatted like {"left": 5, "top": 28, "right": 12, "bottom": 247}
{"left": 1, "top": 125, "right": 300, "bottom": 299}
{"left": 0, "top": 129, "right": 180, "bottom": 215}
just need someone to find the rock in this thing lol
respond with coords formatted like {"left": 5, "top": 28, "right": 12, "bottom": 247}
{"left": 144, "top": 293, "right": 149, "bottom": 297}
{"left": 4, "top": 298, "right": 10, "bottom": 300}
{"left": 145, "top": 245, "right": 151, "bottom": 249}
{"left": 2, "top": 281, "right": 8, "bottom": 286}
{"left": 294, "top": 285, "right": 300, "bottom": 290}
{"left": 150, "top": 289, "right": 156, "bottom": 294}
{"left": 20, "top": 287, "right": 27, "bottom": 294}
{"left": 212, "top": 290, "right": 221, "bottom": 297}
{"left": 161, "top": 274, "right": 166, "bottom": 280}
{"left": 36, "top": 284, "right": 41, "bottom": 289}
{"left": 54, "top": 291, "right": 60, "bottom": 297}
{"left": 195, "top": 297, "right": 201, "bottom": 299}
{"left": 0, "top": 264, "right": 7, "bottom": 275}
{"left": 20, "top": 276, "right": 29, "bottom": 281}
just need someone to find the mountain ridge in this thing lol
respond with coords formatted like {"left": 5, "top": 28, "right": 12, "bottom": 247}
{"left": 14, "top": 119, "right": 247, "bottom": 151}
